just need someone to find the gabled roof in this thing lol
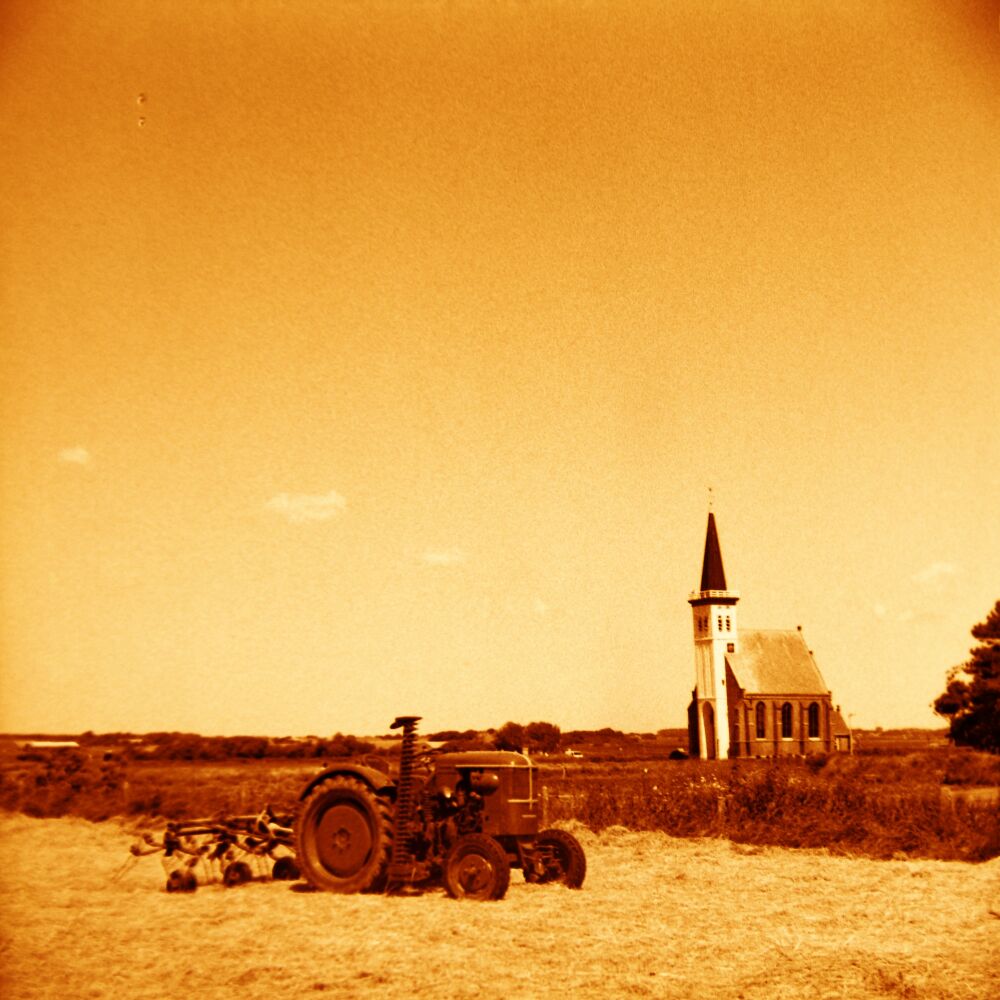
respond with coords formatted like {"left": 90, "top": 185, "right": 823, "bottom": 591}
{"left": 726, "top": 629, "right": 829, "bottom": 695}
{"left": 830, "top": 707, "right": 852, "bottom": 736}
{"left": 699, "top": 512, "right": 727, "bottom": 591}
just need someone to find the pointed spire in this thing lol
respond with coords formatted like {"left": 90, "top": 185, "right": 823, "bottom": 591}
{"left": 699, "top": 512, "right": 727, "bottom": 591}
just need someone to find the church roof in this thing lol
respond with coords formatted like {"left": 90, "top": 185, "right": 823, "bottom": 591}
{"left": 699, "top": 512, "right": 728, "bottom": 591}
{"left": 726, "top": 629, "right": 830, "bottom": 695}
{"left": 830, "top": 706, "right": 852, "bottom": 736}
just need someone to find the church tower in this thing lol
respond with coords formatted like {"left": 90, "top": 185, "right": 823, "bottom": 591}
{"left": 688, "top": 512, "right": 740, "bottom": 759}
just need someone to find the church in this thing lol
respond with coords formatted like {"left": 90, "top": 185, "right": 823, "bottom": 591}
{"left": 687, "top": 512, "right": 852, "bottom": 759}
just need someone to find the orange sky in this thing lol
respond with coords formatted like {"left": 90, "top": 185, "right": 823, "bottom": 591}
{"left": 1, "top": 1, "right": 998, "bottom": 736}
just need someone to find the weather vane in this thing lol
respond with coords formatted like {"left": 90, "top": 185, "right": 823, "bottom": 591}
{"left": 708, "top": 486, "right": 714, "bottom": 511}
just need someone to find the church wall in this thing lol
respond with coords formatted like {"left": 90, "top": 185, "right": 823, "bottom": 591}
{"left": 729, "top": 693, "right": 835, "bottom": 757}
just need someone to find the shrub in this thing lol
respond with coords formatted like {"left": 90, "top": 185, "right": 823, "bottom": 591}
{"left": 0, "top": 752, "right": 128, "bottom": 822}
{"left": 541, "top": 756, "right": 999, "bottom": 861}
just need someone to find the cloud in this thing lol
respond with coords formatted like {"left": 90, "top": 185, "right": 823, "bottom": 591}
{"left": 909, "top": 610, "right": 945, "bottom": 624}
{"left": 911, "top": 562, "right": 958, "bottom": 586}
{"left": 532, "top": 597, "right": 549, "bottom": 617}
{"left": 264, "top": 490, "right": 346, "bottom": 523}
{"left": 421, "top": 548, "right": 467, "bottom": 567}
{"left": 876, "top": 604, "right": 945, "bottom": 625}
{"left": 58, "top": 446, "right": 91, "bottom": 465}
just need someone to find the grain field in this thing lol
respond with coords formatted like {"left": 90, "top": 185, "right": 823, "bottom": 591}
{"left": 0, "top": 814, "right": 997, "bottom": 999}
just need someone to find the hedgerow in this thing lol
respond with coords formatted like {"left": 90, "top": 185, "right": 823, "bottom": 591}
{"left": 541, "top": 755, "right": 1000, "bottom": 861}
{"left": 2, "top": 749, "right": 997, "bottom": 861}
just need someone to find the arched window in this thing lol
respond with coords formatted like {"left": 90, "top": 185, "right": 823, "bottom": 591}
{"left": 781, "top": 702, "right": 793, "bottom": 739}
{"left": 808, "top": 702, "right": 820, "bottom": 739}
{"left": 755, "top": 702, "right": 766, "bottom": 739}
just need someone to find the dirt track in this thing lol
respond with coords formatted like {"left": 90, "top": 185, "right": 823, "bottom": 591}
{"left": 1, "top": 814, "right": 997, "bottom": 999}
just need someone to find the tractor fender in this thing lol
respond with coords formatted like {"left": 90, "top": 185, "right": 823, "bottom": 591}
{"left": 297, "top": 764, "right": 394, "bottom": 801}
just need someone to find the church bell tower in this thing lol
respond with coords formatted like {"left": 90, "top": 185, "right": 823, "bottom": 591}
{"left": 688, "top": 512, "right": 739, "bottom": 759}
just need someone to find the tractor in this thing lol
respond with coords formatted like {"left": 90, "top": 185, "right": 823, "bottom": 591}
{"left": 294, "top": 715, "right": 586, "bottom": 900}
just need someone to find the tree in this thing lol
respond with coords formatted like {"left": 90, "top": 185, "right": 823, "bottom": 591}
{"left": 524, "top": 721, "right": 561, "bottom": 753}
{"left": 493, "top": 721, "right": 561, "bottom": 753}
{"left": 493, "top": 722, "right": 525, "bottom": 751}
{"left": 934, "top": 599, "right": 1000, "bottom": 753}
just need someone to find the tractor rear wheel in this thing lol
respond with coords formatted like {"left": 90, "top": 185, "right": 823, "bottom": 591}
{"left": 443, "top": 833, "right": 510, "bottom": 901}
{"left": 295, "top": 776, "right": 392, "bottom": 893}
{"left": 525, "top": 828, "right": 586, "bottom": 888}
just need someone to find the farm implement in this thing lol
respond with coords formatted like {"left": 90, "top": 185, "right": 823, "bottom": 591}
{"left": 128, "top": 807, "right": 298, "bottom": 891}
{"left": 129, "top": 715, "right": 586, "bottom": 900}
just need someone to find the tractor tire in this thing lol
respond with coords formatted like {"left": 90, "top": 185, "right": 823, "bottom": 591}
{"left": 295, "top": 775, "right": 392, "bottom": 893}
{"left": 271, "top": 856, "right": 300, "bottom": 881}
{"left": 525, "top": 828, "right": 586, "bottom": 888}
{"left": 166, "top": 868, "right": 197, "bottom": 893}
{"left": 223, "top": 861, "right": 253, "bottom": 887}
{"left": 442, "top": 833, "right": 510, "bottom": 901}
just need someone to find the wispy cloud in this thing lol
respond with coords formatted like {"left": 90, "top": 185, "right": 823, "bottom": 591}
{"left": 532, "top": 597, "right": 549, "bottom": 617}
{"left": 421, "top": 548, "right": 468, "bottom": 567}
{"left": 909, "top": 610, "right": 946, "bottom": 624}
{"left": 874, "top": 603, "right": 944, "bottom": 625}
{"left": 264, "top": 490, "right": 346, "bottom": 523}
{"left": 912, "top": 561, "right": 958, "bottom": 586}
{"left": 58, "top": 446, "right": 91, "bottom": 466}
{"left": 874, "top": 561, "right": 960, "bottom": 623}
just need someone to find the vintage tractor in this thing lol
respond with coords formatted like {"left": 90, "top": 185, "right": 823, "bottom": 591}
{"left": 294, "top": 715, "right": 586, "bottom": 900}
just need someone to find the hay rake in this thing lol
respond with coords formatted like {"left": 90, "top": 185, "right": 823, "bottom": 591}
{"left": 128, "top": 807, "right": 298, "bottom": 892}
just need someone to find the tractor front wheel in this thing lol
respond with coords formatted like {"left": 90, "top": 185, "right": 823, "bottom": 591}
{"left": 525, "top": 828, "right": 586, "bottom": 888}
{"left": 443, "top": 833, "right": 510, "bottom": 901}
{"left": 295, "top": 776, "right": 392, "bottom": 893}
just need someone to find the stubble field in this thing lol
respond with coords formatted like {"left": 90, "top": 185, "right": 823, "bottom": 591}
{"left": 1, "top": 813, "right": 997, "bottom": 1000}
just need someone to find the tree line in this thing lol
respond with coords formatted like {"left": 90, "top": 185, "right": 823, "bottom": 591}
{"left": 69, "top": 732, "right": 378, "bottom": 762}
{"left": 58, "top": 722, "right": 677, "bottom": 761}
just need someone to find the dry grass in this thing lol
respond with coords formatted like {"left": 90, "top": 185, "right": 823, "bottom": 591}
{"left": 1, "top": 814, "right": 998, "bottom": 1000}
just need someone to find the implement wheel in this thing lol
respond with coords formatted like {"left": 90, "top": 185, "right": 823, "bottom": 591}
{"left": 272, "top": 856, "right": 300, "bottom": 881}
{"left": 443, "top": 833, "right": 510, "bottom": 901}
{"left": 525, "top": 829, "right": 586, "bottom": 888}
{"left": 295, "top": 776, "right": 392, "bottom": 893}
{"left": 223, "top": 861, "right": 252, "bottom": 887}
{"left": 166, "top": 869, "right": 197, "bottom": 893}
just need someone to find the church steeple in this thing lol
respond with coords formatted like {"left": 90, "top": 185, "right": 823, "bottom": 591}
{"left": 699, "top": 512, "right": 727, "bottom": 591}
{"left": 688, "top": 510, "right": 740, "bottom": 760}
